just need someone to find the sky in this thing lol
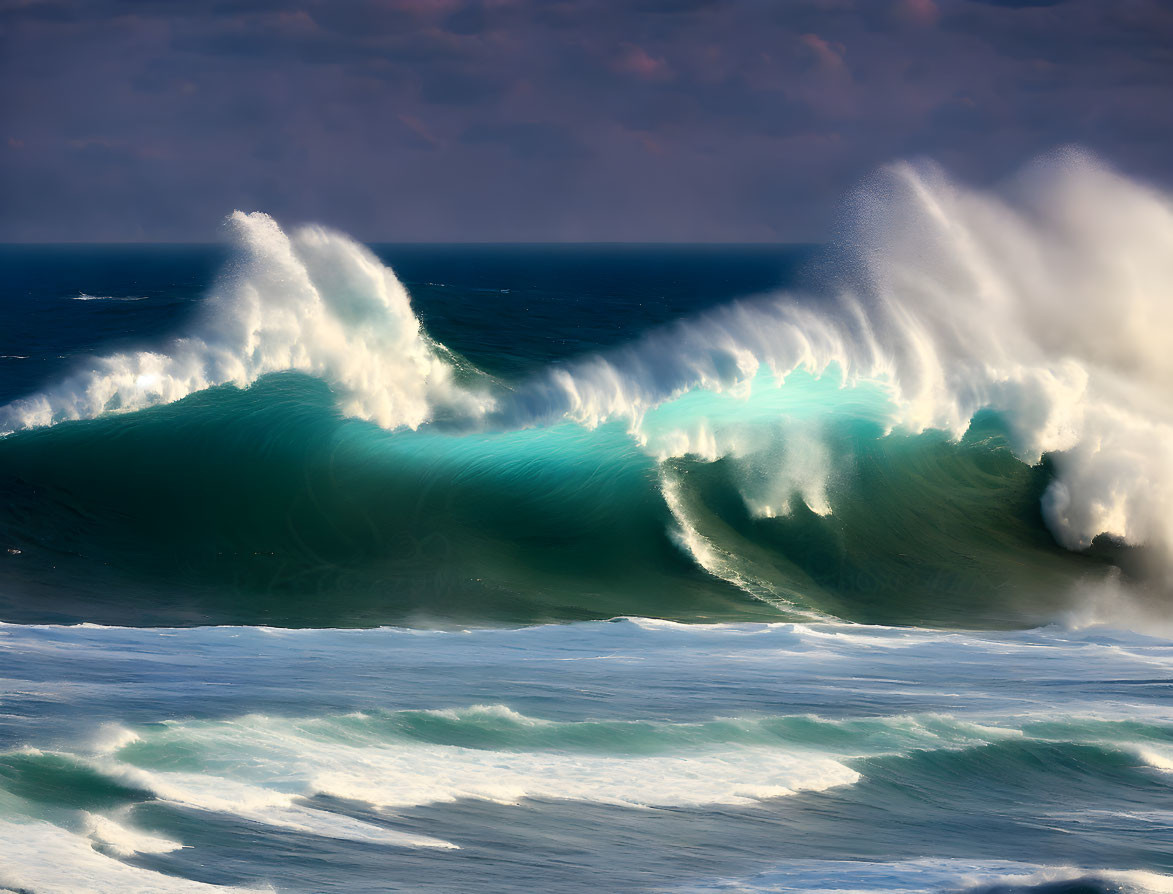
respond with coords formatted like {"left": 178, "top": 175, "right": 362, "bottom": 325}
{"left": 1, "top": 0, "right": 1171, "bottom": 242}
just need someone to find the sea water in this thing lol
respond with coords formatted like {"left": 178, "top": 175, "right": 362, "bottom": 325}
{"left": 0, "top": 153, "right": 1169, "bottom": 892}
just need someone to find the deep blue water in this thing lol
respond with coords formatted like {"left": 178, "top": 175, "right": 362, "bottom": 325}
{"left": 0, "top": 233, "right": 1168, "bottom": 894}
{"left": 0, "top": 243, "right": 810, "bottom": 401}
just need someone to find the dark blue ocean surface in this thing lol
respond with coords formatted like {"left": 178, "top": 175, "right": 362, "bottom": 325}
{"left": 0, "top": 243, "right": 811, "bottom": 402}
{"left": 0, "top": 238, "right": 1129, "bottom": 629}
{"left": 0, "top": 620, "right": 1170, "bottom": 894}
{"left": 0, "top": 185, "right": 1169, "bottom": 893}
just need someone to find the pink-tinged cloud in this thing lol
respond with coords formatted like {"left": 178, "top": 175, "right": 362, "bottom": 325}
{"left": 634, "top": 131, "right": 665, "bottom": 156}
{"left": 801, "top": 33, "right": 847, "bottom": 72}
{"left": 613, "top": 44, "right": 673, "bottom": 82}
{"left": 398, "top": 114, "right": 444, "bottom": 148}
{"left": 2, "top": 0, "right": 1171, "bottom": 242}
{"left": 897, "top": 0, "right": 940, "bottom": 26}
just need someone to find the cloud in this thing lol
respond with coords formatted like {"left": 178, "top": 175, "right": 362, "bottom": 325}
{"left": 967, "top": 0, "right": 1068, "bottom": 7}
{"left": 419, "top": 68, "right": 506, "bottom": 105}
{"left": 801, "top": 33, "right": 847, "bottom": 73}
{"left": 460, "top": 121, "right": 588, "bottom": 159}
{"left": 0, "top": 0, "right": 1170, "bottom": 240}
{"left": 613, "top": 44, "right": 674, "bottom": 81}
{"left": 897, "top": 0, "right": 940, "bottom": 26}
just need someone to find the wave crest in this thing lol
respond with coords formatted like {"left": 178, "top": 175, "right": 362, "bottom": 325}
{"left": 496, "top": 151, "right": 1173, "bottom": 568}
{"left": 0, "top": 211, "right": 485, "bottom": 433}
{"left": 1, "top": 152, "right": 1171, "bottom": 605}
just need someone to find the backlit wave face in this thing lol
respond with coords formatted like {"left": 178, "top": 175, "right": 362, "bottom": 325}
{"left": 500, "top": 151, "right": 1173, "bottom": 567}
{"left": 0, "top": 210, "right": 485, "bottom": 434}
{"left": 0, "top": 151, "right": 1169, "bottom": 626}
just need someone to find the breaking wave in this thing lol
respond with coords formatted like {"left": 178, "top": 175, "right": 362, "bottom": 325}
{"left": 0, "top": 151, "right": 1170, "bottom": 626}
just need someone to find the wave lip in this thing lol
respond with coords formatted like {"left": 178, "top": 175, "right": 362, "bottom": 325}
{"left": 2, "top": 703, "right": 1171, "bottom": 893}
{"left": 0, "top": 211, "right": 487, "bottom": 435}
{"left": 491, "top": 152, "right": 1173, "bottom": 578}
{"left": 0, "top": 152, "right": 1170, "bottom": 625}
{"left": 90, "top": 708, "right": 862, "bottom": 810}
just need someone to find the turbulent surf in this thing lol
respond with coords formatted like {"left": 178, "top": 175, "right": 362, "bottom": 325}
{"left": 0, "top": 152, "right": 1171, "bottom": 893}
{"left": 1, "top": 619, "right": 1170, "bottom": 893}
{"left": 0, "top": 152, "right": 1169, "bottom": 628}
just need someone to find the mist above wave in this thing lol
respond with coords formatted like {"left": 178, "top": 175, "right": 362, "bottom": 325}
{"left": 503, "top": 151, "right": 1173, "bottom": 569}
{"left": 0, "top": 211, "right": 484, "bottom": 433}
{"left": 1, "top": 151, "right": 1170, "bottom": 582}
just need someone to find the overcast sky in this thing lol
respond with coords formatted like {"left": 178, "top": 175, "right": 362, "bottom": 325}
{"left": 1, "top": 0, "right": 1170, "bottom": 242}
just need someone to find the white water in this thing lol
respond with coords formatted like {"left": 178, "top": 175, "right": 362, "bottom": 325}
{"left": 72, "top": 293, "right": 148, "bottom": 302}
{"left": 1, "top": 152, "right": 1171, "bottom": 577}
{"left": 83, "top": 717, "right": 859, "bottom": 811}
{"left": 676, "top": 858, "right": 1173, "bottom": 894}
{"left": 0, "top": 818, "right": 273, "bottom": 893}
{"left": 509, "top": 152, "right": 1173, "bottom": 571}
{"left": 0, "top": 619, "right": 1169, "bottom": 893}
{"left": 0, "top": 211, "right": 484, "bottom": 433}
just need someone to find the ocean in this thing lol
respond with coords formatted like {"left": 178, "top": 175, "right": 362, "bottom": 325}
{"left": 0, "top": 154, "right": 1169, "bottom": 893}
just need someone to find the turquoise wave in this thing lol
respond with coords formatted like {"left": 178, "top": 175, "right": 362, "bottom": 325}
{"left": 2, "top": 708, "right": 1168, "bottom": 819}
{"left": 0, "top": 366, "right": 1140, "bottom": 628}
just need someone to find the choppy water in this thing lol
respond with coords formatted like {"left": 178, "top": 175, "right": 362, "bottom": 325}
{"left": 1, "top": 620, "right": 1171, "bottom": 893}
{"left": 0, "top": 153, "right": 1170, "bottom": 892}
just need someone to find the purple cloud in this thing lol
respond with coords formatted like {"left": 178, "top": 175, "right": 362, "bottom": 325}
{"left": 0, "top": 0, "right": 1170, "bottom": 241}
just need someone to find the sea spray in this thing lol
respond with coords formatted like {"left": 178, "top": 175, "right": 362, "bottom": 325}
{"left": 0, "top": 211, "right": 486, "bottom": 433}
{"left": 1, "top": 152, "right": 1170, "bottom": 624}
{"left": 497, "top": 152, "right": 1173, "bottom": 569}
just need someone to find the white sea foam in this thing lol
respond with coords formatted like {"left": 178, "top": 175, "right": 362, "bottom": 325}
{"left": 86, "top": 756, "right": 459, "bottom": 848}
{"left": 2, "top": 153, "right": 1171, "bottom": 577}
{"left": 0, "top": 818, "right": 271, "bottom": 893}
{"left": 90, "top": 722, "right": 141, "bottom": 753}
{"left": 82, "top": 810, "right": 186, "bottom": 857}
{"left": 96, "top": 714, "right": 859, "bottom": 812}
{"left": 502, "top": 152, "right": 1173, "bottom": 573}
{"left": 1135, "top": 745, "right": 1173, "bottom": 772}
{"left": 673, "top": 858, "right": 1173, "bottom": 894}
{"left": 0, "top": 619, "right": 1169, "bottom": 891}
{"left": 72, "top": 293, "right": 148, "bottom": 302}
{"left": 1056, "top": 574, "right": 1173, "bottom": 637}
{"left": 0, "top": 211, "right": 486, "bottom": 434}
{"left": 659, "top": 470, "right": 830, "bottom": 616}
